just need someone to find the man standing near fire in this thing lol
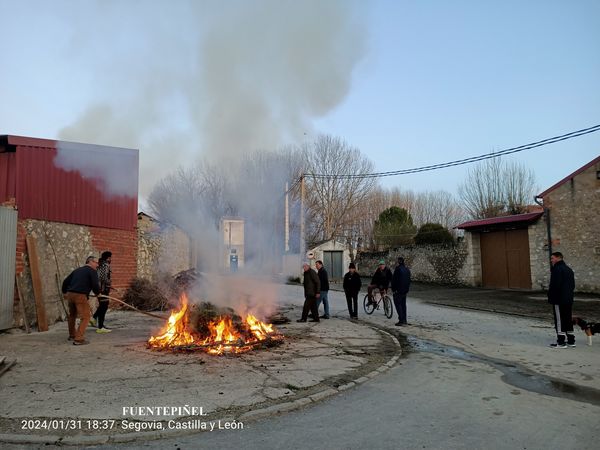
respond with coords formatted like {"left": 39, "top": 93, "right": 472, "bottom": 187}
{"left": 91, "top": 251, "right": 113, "bottom": 333}
{"left": 298, "top": 263, "right": 321, "bottom": 323}
{"left": 315, "top": 260, "right": 330, "bottom": 319}
{"left": 62, "top": 256, "right": 100, "bottom": 345}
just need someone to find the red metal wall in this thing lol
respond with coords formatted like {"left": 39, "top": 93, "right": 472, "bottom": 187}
{"left": 0, "top": 152, "right": 17, "bottom": 202}
{"left": 1, "top": 136, "right": 138, "bottom": 230}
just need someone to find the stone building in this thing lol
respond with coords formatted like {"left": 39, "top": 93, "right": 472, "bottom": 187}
{"left": 532, "top": 155, "right": 600, "bottom": 292}
{"left": 307, "top": 240, "right": 351, "bottom": 280}
{"left": 456, "top": 155, "right": 600, "bottom": 293}
{"left": 137, "top": 212, "right": 193, "bottom": 281}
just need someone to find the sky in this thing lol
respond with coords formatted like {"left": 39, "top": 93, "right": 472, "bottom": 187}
{"left": 1, "top": 0, "right": 599, "bottom": 201}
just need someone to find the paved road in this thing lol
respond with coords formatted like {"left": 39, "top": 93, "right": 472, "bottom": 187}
{"left": 90, "top": 285, "right": 600, "bottom": 450}
{"left": 4, "top": 284, "right": 598, "bottom": 449}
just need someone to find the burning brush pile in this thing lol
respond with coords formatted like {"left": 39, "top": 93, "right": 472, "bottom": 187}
{"left": 147, "top": 294, "right": 283, "bottom": 355}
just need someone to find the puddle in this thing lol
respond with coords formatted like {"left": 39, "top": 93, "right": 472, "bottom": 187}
{"left": 400, "top": 334, "right": 600, "bottom": 407}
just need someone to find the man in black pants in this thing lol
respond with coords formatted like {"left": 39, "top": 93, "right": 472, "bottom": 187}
{"left": 92, "top": 251, "right": 113, "bottom": 333}
{"left": 391, "top": 257, "right": 411, "bottom": 326}
{"left": 548, "top": 252, "right": 576, "bottom": 348}
{"left": 297, "top": 263, "right": 320, "bottom": 323}
{"left": 343, "top": 263, "right": 362, "bottom": 319}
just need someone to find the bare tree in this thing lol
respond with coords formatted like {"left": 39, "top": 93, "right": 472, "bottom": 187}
{"left": 458, "top": 158, "right": 537, "bottom": 219}
{"left": 147, "top": 160, "right": 233, "bottom": 234}
{"left": 301, "top": 135, "right": 378, "bottom": 253}
{"left": 504, "top": 160, "right": 537, "bottom": 215}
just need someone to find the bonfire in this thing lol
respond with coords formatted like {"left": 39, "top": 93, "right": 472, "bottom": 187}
{"left": 148, "top": 293, "right": 282, "bottom": 355}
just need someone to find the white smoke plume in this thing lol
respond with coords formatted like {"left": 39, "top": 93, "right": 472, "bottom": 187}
{"left": 56, "top": 0, "right": 368, "bottom": 314}
{"left": 54, "top": 140, "right": 138, "bottom": 199}
{"left": 57, "top": 0, "right": 367, "bottom": 196}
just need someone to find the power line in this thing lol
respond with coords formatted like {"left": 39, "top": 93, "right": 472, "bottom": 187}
{"left": 308, "top": 123, "right": 600, "bottom": 180}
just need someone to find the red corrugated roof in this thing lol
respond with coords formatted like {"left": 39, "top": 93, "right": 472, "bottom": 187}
{"left": 0, "top": 135, "right": 138, "bottom": 230}
{"left": 456, "top": 212, "right": 543, "bottom": 230}
{"left": 537, "top": 154, "right": 600, "bottom": 198}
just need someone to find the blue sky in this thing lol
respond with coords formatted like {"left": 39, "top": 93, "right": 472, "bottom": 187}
{"left": 1, "top": 0, "right": 599, "bottom": 197}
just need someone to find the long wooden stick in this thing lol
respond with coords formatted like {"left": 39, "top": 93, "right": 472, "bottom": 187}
{"left": 14, "top": 275, "right": 30, "bottom": 334}
{"left": 92, "top": 294, "right": 165, "bottom": 320}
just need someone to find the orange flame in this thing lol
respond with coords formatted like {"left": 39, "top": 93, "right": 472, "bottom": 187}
{"left": 148, "top": 294, "right": 281, "bottom": 354}
{"left": 148, "top": 293, "right": 195, "bottom": 348}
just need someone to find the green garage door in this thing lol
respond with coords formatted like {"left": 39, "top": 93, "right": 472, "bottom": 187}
{"left": 323, "top": 251, "right": 343, "bottom": 280}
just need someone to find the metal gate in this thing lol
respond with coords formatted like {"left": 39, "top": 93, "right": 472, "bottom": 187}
{"left": 0, "top": 207, "right": 17, "bottom": 329}
{"left": 323, "top": 251, "right": 343, "bottom": 280}
{"left": 480, "top": 228, "right": 532, "bottom": 289}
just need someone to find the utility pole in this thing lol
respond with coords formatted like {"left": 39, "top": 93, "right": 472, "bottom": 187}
{"left": 284, "top": 182, "right": 289, "bottom": 252}
{"left": 300, "top": 175, "right": 305, "bottom": 259}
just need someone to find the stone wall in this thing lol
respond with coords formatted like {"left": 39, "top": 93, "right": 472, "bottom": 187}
{"left": 137, "top": 214, "right": 193, "bottom": 282}
{"left": 14, "top": 219, "right": 137, "bottom": 328}
{"left": 529, "top": 217, "right": 551, "bottom": 290}
{"left": 536, "top": 160, "right": 600, "bottom": 293}
{"left": 11, "top": 215, "right": 193, "bottom": 330}
{"left": 357, "top": 242, "right": 470, "bottom": 285}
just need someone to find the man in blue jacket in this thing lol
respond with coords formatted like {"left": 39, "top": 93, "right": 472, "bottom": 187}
{"left": 547, "top": 252, "right": 575, "bottom": 348}
{"left": 391, "top": 257, "right": 411, "bottom": 326}
{"left": 315, "top": 260, "right": 330, "bottom": 319}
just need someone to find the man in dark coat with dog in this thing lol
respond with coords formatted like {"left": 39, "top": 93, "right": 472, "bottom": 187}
{"left": 547, "top": 252, "right": 576, "bottom": 348}
{"left": 391, "top": 257, "right": 411, "bottom": 326}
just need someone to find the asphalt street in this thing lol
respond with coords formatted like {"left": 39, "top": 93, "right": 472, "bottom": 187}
{"left": 3, "top": 284, "right": 599, "bottom": 450}
{"left": 95, "top": 285, "right": 600, "bottom": 450}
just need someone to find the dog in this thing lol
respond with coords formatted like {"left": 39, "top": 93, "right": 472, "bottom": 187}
{"left": 572, "top": 317, "right": 600, "bottom": 346}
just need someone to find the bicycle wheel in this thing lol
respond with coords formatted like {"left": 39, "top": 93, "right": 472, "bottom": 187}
{"left": 383, "top": 295, "right": 393, "bottom": 319}
{"left": 363, "top": 294, "right": 375, "bottom": 315}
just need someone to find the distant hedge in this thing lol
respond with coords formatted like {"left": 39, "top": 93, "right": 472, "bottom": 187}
{"left": 414, "top": 223, "right": 454, "bottom": 245}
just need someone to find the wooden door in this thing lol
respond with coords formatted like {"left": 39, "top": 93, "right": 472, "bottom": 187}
{"left": 480, "top": 228, "right": 531, "bottom": 289}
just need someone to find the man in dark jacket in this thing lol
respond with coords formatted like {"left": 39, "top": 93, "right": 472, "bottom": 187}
{"left": 547, "top": 252, "right": 576, "bottom": 348}
{"left": 315, "top": 260, "right": 330, "bottom": 319}
{"left": 367, "top": 259, "right": 393, "bottom": 304}
{"left": 343, "top": 262, "right": 362, "bottom": 319}
{"left": 391, "top": 257, "right": 411, "bottom": 326}
{"left": 298, "top": 263, "right": 320, "bottom": 323}
{"left": 62, "top": 256, "right": 101, "bottom": 345}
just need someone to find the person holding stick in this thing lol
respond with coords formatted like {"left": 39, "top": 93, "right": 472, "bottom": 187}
{"left": 62, "top": 256, "right": 100, "bottom": 345}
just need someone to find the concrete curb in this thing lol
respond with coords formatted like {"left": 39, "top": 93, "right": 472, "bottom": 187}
{"left": 0, "top": 323, "right": 402, "bottom": 446}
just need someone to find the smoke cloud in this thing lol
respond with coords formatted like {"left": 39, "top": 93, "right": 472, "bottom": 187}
{"left": 56, "top": 0, "right": 368, "bottom": 314}
{"left": 57, "top": 0, "right": 367, "bottom": 195}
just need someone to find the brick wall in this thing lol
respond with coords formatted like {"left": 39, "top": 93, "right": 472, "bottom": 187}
{"left": 89, "top": 226, "right": 138, "bottom": 291}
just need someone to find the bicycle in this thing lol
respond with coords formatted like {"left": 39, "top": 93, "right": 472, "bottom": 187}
{"left": 363, "top": 289, "right": 393, "bottom": 319}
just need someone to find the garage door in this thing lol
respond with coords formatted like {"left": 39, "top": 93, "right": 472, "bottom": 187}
{"left": 480, "top": 228, "right": 532, "bottom": 289}
{"left": 322, "top": 251, "right": 343, "bottom": 280}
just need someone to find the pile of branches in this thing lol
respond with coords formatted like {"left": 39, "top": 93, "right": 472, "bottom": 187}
{"left": 121, "top": 269, "right": 203, "bottom": 311}
{"left": 121, "top": 277, "right": 171, "bottom": 311}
